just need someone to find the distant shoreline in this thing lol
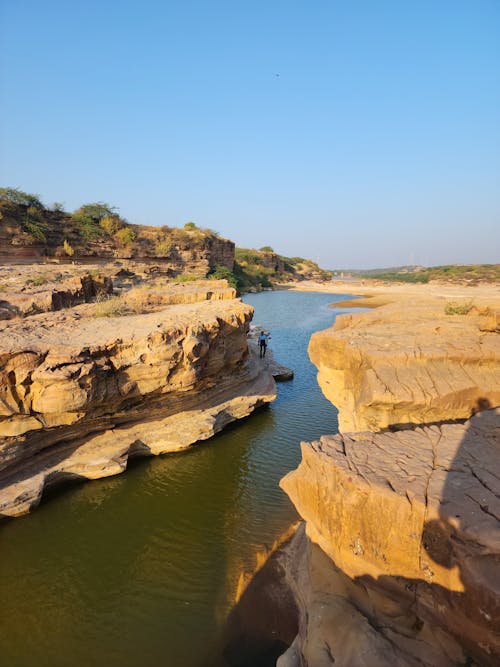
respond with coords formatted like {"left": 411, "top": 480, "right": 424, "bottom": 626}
{"left": 278, "top": 279, "right": 500, "bottom": 309}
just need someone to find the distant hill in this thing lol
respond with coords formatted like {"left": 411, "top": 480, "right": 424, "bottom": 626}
{"left": 332, "top": 264, "right": 500, "bottom": 284}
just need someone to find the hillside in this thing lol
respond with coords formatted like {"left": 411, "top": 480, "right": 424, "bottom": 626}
{"left": 234, "top": 247, "right": 331, "bottom": 291}
{"left": 0, "top": 188, "right": 332, "bottom": 291}
{"left": 0, "top": 188, "right": 234, "bottom": 278}
{"left": 333, "top": 264, "right": 500, "bottom": 284}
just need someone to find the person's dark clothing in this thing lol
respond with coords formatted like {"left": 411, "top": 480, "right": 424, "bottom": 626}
{"left": 258, "top": 334, "right": 268, "bottom": 358}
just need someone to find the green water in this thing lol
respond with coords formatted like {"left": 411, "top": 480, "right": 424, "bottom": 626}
{"left": 0, "top": 291, "right": 356, "bottom": 667}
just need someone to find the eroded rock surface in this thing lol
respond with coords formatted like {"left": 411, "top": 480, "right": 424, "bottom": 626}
{"left": 0, "top": 274, "right": 113, "bottom": 319}
{"left": 281, "top": 410, "right": 500, "bottom": 666}
{"left": 309, "top": 302, "right": 500, "bottom": 432}
{"left": 224, "top": 523, "right": 472, "bottom": 667}
{"left": 0, "top": 287, "right": 276, "bottom": 517}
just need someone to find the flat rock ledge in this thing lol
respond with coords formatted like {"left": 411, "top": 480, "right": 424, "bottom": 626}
{"left": 309, "top": 301, "right": 500, "bottom": 432}
{"left": 281, "top": 409, "right": 500, "bottom": 666}
{"left": 0, "top": 296, "right": 276, "bottom": 518}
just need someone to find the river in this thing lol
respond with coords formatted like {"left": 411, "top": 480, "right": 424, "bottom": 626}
{"left": 0, "top": 290, "right": 356, "bottom": 667}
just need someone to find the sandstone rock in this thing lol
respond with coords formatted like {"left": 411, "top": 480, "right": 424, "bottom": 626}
{"left": 281, "top": 409, "right": 500, "bottom": 666}
{"left": 0, "top": 290, "right": 276, "bottom": 517}
{"left": 247, "top": 345, "right": 294, "bottom": 382}
{"left": 0, "top": 274, "right": 113, "bottom": 319}
{"left": 224, "top": 523, "right": 470, "bottom": 667}
{"left": 269, "top": 361, "right": 294, "bottom": 382}
{"left": 309, "top": 302, "right": 500, "bottom": 432}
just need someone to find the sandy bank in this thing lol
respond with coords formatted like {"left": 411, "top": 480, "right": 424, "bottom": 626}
{"left": 281, "top": 279, "right": 500, "bottom": 309}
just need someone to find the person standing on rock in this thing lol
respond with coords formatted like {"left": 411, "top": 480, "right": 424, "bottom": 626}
{"left": 258, "top": 330, "right": 269, "bottom": 358}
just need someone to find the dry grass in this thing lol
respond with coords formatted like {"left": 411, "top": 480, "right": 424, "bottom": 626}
{"left": 95, "top": 294, "right": 136, "bottom": 318}
{"left": 444, "top": 300, "right": 474, "bottom": 315}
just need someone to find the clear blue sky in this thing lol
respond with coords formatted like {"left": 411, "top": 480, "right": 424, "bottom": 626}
{"left": 1, "top": 1, "right": 499, "bottom": 268}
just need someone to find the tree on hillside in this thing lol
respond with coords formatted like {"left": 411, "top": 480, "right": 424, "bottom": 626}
{"left": 0, "top": 187, "right": 43, "bottom": 209}
{"left": 51, "top": 201, "right": 65, "bottom": 212}
{"left": 259, "top": 245, "right": 274, "bottom": 253}
{"left": 72, "top": 202, "right": 118, "bottom": 240}
{"left": 73, "top": 202, "right": 116, "bottom": 221}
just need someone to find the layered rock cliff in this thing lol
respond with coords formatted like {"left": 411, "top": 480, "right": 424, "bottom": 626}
{"left": 309, "top": 302, "right": 500, "bottom": 432}
{"left": 247, "top": 292, "right": 500, "bottom": 667}
{"left": 0, "top": 199, "right": 235, "bottom": 276}
{"left": 0, "top": 281, "right": 276, "bottom": 518}
{"left": 281, "top": 410, "right": 500, "bottom": 665}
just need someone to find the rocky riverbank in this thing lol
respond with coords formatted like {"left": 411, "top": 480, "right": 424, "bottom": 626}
{"left": 228, "top": 283, "right": 500, "bottom": 666}
{"left": 0, "top": 275, "right": 276, "bottom": 518}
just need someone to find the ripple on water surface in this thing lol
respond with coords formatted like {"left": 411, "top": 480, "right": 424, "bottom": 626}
{"left": 0, "top": 290, "right": 355, "bottom": 667}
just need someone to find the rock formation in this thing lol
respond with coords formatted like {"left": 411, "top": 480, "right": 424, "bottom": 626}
{"left": 247, "top": 325, "right": 294, "bottom": 382}
{"left": 0, "top": 199, "right": 235, "bottom": 275}
{"left": 0, "top": 274, "right": 113, "bottom": 319}
{"left": 309, "top": 302, "right": 500, "bottom": 432}
{"left": 0, "top": 281, "right": 276, "bottom": 518}
{"left": 281, "top": 410, "right": 500, "bottom": 665}
{"left": 228, "top": 290, "right": 500, "bottom": 666}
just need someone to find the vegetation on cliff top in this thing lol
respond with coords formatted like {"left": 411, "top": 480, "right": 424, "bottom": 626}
{"left": 233, "top": 247, "right": 331, "bottom": 292}
{"left": 0, "top": 188, "right": 227, "bottom": 260}
{"left": 0, "top": 187, "right": 331, "bottom": 291}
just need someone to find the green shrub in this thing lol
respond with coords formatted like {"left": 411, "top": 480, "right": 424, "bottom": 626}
{"left": 155, "top": 240, "right": 172, "bottom": 256}
{"left": 114, "top": 227, "right": 136, "bottom": 246}
{"left": 0, "top": 187, "right": 43, "bottom": 208}
{"left": 174, "top": 273, "right": 198, "bottom": 282}
{"left": 367, "top": 272, "right": 429, "bottom": 283}
{"left": 72, "top": 202, "right": 117, "bottom": 240}
{"left": 24, "top": 206, "right": 47, "bottom": 242}
{"left": 444, "top": 300, "right": 473, "bottom": 315}
{"left": 208, "top": 264, "right": 238, "bottom": 289}
{"left": 100, "top": 215, "right": 122, "bottom": 235}
{"left": 235, "top": 248, "right": 263, "bottom": 265}
{"left": 233, "top": 260, "right": 274, "bottom": 292}
{"left": 259, "top": 246, "right": 274, "bottom": 253}
{"left": 26, "top": 273, "right": 50, "bottom": 287}
{"left": 24, "top": 220, "right": 47, "bottom": 242}
{"left": 72, "top": 214, "right": 101, "bottom": 240}
{"left": 184, "top": 221, "right": 197, "bottom": 229}
{"left": 74, "top": 202, "right": 116, "bottom": 220}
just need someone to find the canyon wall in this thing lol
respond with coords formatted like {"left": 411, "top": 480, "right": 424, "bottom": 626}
{"left": 277, "top": 296, "right": 500, "bottom": 666}
{"left": 0, "top": 203, "right": 235, "bottom": 275}
{"left": 0, "top": 281, "right": 276, "bottom": 518}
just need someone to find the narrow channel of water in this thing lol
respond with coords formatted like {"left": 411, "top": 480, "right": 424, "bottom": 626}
{"left": 0, "top": 290, "right": 356, "bottom": 667}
